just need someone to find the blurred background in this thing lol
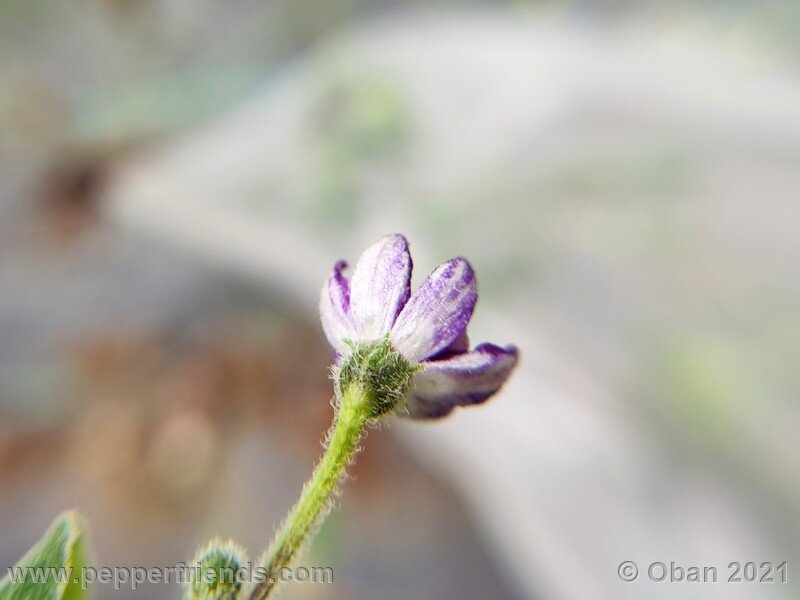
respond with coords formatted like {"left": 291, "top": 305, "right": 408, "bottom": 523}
{"left": 1, "top": 1, "right": 800, "bottom": 599}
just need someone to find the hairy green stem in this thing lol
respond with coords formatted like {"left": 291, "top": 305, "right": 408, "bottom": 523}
{"left": 250, "top": 382, "right": 372, "bottom": 600}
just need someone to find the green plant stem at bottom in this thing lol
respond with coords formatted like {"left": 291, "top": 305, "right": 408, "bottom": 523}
{"left": 249, "top": 382, "right": 373, "bottom": 600}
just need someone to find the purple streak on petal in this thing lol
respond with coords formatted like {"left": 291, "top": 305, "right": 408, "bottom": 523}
{"left": 426, "top": 331, "right": 470, "bottom": 360}
{"left": 390, "top": 257, "right": 477, "bottom": 362}
{"left": 349, "top": 234, "right": 412, "bottom": 341}
{"left": 403, "top": 343, "right": 519, "bottom": 419}
{"left": 331, "top": 260, "right": 350, "bottom": 311}
{"left": 319, "top": 260, "right": 355, "bottom": 352}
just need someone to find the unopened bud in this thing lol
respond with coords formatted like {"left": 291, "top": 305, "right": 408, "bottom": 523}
{"left": 186, "top": 538, "right": 247, "bottom": 600}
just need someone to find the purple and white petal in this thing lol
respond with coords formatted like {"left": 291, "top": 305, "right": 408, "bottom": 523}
{"left": 404, "top": 343, "right": 519, "bottom": 419}
{"left": 348, "top": 234, "right": 412, "bottom": 341}
{"left": 390, "top": 258, "right": 477, "bottom": 362}
{"left": 426, "top": 330, "right": 470, "bottom": 360}
{"left": 319, "top": 260, "right": 355, "bottom": 352}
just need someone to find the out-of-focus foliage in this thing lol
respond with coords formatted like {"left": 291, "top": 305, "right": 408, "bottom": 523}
{"left": 0, "top": 512, "right": 88, "bottom": 600}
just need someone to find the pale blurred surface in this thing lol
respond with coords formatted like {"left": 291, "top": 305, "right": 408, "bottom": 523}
{"left": 2, "top": 2, "right": 800, "bottom": 599}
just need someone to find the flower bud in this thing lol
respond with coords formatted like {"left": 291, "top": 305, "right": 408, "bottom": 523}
{"left": 186, "top": 538, "right": 248, "bottom": 600}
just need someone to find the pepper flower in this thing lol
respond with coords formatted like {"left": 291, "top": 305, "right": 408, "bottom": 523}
{"left": 320, "top": 234, "right": 518, "bottom": 418}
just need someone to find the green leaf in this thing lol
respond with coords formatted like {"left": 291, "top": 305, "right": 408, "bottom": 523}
{"left": 0, "top": 511, "right": 90, "bottom": 600}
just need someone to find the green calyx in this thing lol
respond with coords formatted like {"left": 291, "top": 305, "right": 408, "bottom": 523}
{"left": 335, "top": 336, "right": 420, "bottom": 417}
{"left": 187, "top": 539, "right": 247, "bottom": 600}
